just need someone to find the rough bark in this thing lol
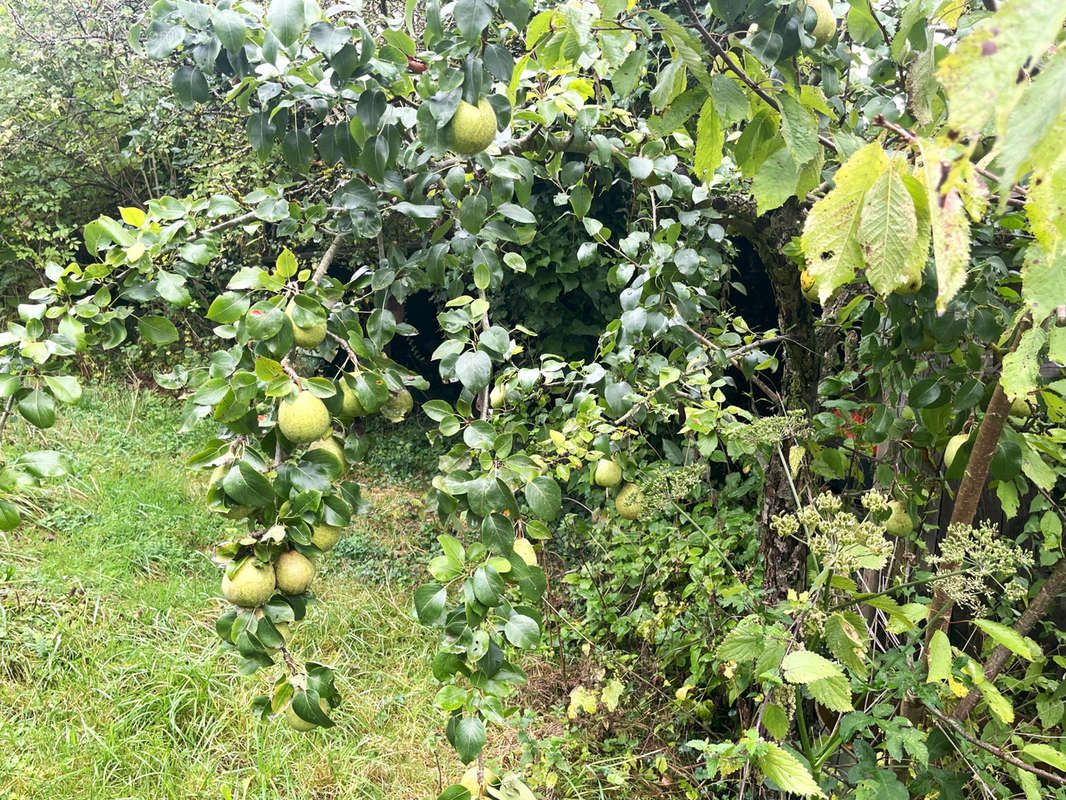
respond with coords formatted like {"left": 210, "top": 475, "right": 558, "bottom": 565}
{"left": 741, "top": 199, "right": 834, "bottom": 600}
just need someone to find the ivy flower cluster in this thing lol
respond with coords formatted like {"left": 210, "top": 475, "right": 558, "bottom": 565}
{"left": 929, "top": 522, "right": 1033, "bottom": 612}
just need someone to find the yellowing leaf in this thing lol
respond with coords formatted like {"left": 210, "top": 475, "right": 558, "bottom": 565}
{"left": 858, "top": 169, "right": 918, "bottom": 295}
{"left": 937, "top": 0, "right": 1066, "bottom": 139}
{"left": 927, "top": 629, "right": 952, "bottom": 683}
{"left": 801, "top": 142, "right": 889, "bottom": 302}
{"left": 1001, "top": 326, "right": 1047, "bottom": 402}
{"left": 973, "top": 618, "right": 1042, "bottom": 661}
{"left": 1022, "top": 742, "right": 1066, "bottom": 773}
{"left": 1022, "top": 243, "right": 1066, "bottom": 324}
{"left": 918, "top": 140, "right": 971, "bottom": 312}
{"left": 695, "top": 98, "right": 723, "bottom": 180}
{"left": 781, "top": 650, "right": 844, "bottom": 683}
{"left": 808, "top": 674, "right": 853, "bottom": 712}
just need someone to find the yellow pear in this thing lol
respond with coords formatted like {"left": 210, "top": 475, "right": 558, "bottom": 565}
{"left": 615, "top": 483, "right": 645, "bottom": 520}
{"left": 278, "top": 390, "right": 331, "bottom": 444}
{"left": 944, "top": 433, "right": 968, "bottom": 470}
{"left": 283, "top": 695, "right": 329, "bottom": 732}
{"left": 275, "top": 550, "right": 315, "bottom": 595}
{"left": 338, "top": 374, "right": 367, "bottom": 418}
{"left": 382, "top": 388, "right": 414, "bottom": 422}
{"left": 800, "top": 269, "right": 819, "bottom": 303}
{"left": 451, "top": 98, "right": 498, "bottom": 155}
{"left": 884, "top": 500, "right": 913, "bottom": 537}
{"left": 286, "top": 300, "right": 326, "bottom": 349}
{"left": 311, "top": 524, "right": 343, "bottom": 552}
{"left": 309, "top": 434, "right": 346, "bottom": 470}
{"left": 808, "top": 0, "right": 836, "bottom": 46}
{"left": 594, "top": 459, "right": 622, "bottom": 488}
{"left": 460, "top": 766, "right": 498, "bottom": 798}
{"left": 221, "top": 559, "right": 276, "bottom": 608}
{"left": 894, "top": 273, "right": 922, "bottom": 295}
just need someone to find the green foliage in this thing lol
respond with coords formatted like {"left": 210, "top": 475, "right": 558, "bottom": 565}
{"left": 10, "top": 0, "right": 1066, "bottom": 796}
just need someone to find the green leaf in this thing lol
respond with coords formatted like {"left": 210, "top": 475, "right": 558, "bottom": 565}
{"left": 42, "top": 376, "right": 82, "bottom": 405}
{"left": 778, "top": 93, "right": 819, "bottom": 166}
{"left": 1022, "top": 742, "right": 1066, "bottom": 773}
{"left": 763, "top": 702, "right": 790, "bottom": 740}
{"left": 858, "top": 169, "right": 918, "bottom": 295}
{"left": 455, "top": 350, "right": 492, "bottom": 393}
{"left": 504, "top": 613, "right": 540, "bottom": 648}
{"left": 752, "top": 147, "right": 800, "bottom": 215}
{"left": 717, "top": 616, "right": 766, "bottom": 662}
{"left": 807, "top": 674, "right": 853, "bottom": 712}
{"left": 694, "top": 98, "right": 723, "bottom": 180}
{"left": 138, "top": 315, "right": 180, "bottom": 345}
{"left": 801, "top": 142, "right": 889, "bottom": 302}
{"left": 646, "top": 10, "right": 713, "bottom": 92}
{"left": 0, "top": 499, "right": 21, "bottom": 531}
{"left": 414, "top": 583, "right": 447, "bottom": 626}
{"left": 980, "top": 679, "right": 1015, "bottom": 724}
{"left": 757, "top": 742, "right": 825, "bottom": 798}
{"left": 267, "top": 0, "right": 311, "bottom": 46}
{"left": 212, "top": 9, "right": 248, "bottom": 52}
{"left": 523, "top": 476, "right": 561, "bottom": 521}
{"left": 18, "top": 390, "right": 55, "bottom": 429}
{"left": 824, "top": 612, "right": 869, "bottom": 679}
{"left": 454, "top": 0, "right": 492, "bottom": 42}
{"left": 172, "top": 65, "right": 210, "bottom": 107}
{"left": 17, "top": 450, "right": 68, "bottom": 478}
{"left": 451, "top": 715, "right": 486, "bottom": 763}
{"left": 927, "top": 629, "right": 952, "bottom": 683}
{"left": 207, "top": 292, "right": 250, "bottom": 324}
{"left": 781, "top": 650, "right": 844, "bottom": 683}
{"left": 222, "top": 462, "right": 275, "bottom": 506}
{"left": 973, "top": 618, "right": 1041, "bottom": 661}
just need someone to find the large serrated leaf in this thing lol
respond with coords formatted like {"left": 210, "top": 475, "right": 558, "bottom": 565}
{"left": 801, "top": 143, "right": 889, "bottom": 302}
{"left": 858, "top": 169, "right": 918, "bottom": 295}
{"left": 757, "top": 742, "right": 825, "bottom": 798}
{"left": 781, "top": 650, "right": 844, "bottom": 683}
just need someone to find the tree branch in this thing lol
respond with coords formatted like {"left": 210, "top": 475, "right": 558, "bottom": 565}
{"left": 925, "top": 704, "right": 1066, "bottom": 787}
{"left": 312, "top": 232, "right": 346, "bottom": 283}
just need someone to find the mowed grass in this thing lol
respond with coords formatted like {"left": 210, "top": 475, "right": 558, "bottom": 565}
{"left": 0, "top": 385, "right": 447, "bottom": 800}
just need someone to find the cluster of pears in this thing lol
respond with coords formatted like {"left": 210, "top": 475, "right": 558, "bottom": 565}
{"left": 221, "top": 547, "right": 318, "bottom": 608}
{"left": 592, "top": 457, "right": 645, "bottom": 520}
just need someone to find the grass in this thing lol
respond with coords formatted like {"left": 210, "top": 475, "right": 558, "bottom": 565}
{"left": 0, "top": 385, "right": 452, "bottom": 800}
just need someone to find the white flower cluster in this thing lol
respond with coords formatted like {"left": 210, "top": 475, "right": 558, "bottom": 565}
{"left": 929, "top": 521, "right": 1033, "bottom": 612}
{"left": 772, "top": 491, "right": 893, "bottom": 574}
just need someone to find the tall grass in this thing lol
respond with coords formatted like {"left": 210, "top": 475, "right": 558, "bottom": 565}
{"left": 0, "top": 386, "right": 446, "bottom": 800}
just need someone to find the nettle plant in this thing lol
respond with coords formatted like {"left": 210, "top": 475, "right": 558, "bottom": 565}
{"left": 8, "top": 0, "right": 1066, "bottom": 796}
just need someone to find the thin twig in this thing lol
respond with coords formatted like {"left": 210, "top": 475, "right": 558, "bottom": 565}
{"left": 925, "top": 704, "right": 1066, "bottom": 787}
{"left": 326, "top": 330, "right": 360, "bottom": 370}
{"left": 678, "top": 0, "right": 836, "bottom": 152}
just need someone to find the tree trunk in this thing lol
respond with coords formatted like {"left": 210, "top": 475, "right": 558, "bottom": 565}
{"left": 744, "top": 199, "right": 834, "bottom": 600}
